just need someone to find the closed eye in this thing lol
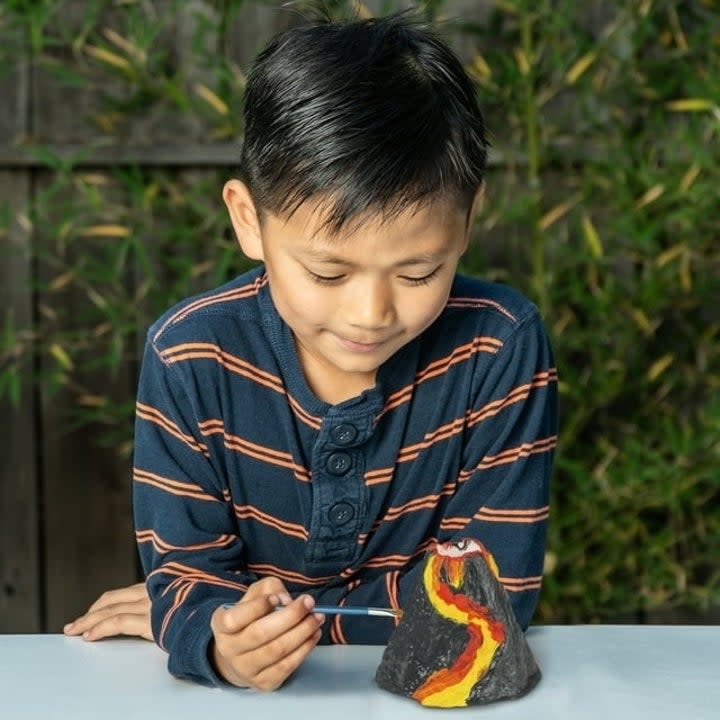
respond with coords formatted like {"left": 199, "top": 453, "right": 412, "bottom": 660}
{"left": 305, "top": 269, "right": 345, "bottom": 285}
{"left": 400, "top": 267, "right": 442, "bottom": 286}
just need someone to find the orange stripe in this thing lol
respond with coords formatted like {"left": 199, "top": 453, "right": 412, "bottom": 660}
{"left": 136, "top": 402, "right": 209, "bottom": 456}
{"left": 136, "top": 529, "right": 235, "bottom": 554}
{"left": 153, "top": 273, "right": 268, "bottom": 342}
{"left": 234, "top": 504, "right": 309, "bottom": 541}
{"left": 499, "top": 575, "right": 543, "bottom": 592}
{"left": 395, "top": 369, "right": 557, "bottom": 464}
{"left": 385, "top": 571, "right": 402, "bottom": 626}
{"left": 159, "top": 579, "right": 194, "bottom": 650}
{"left": 381, "top": 486, "right": 456, "bottom": 522}
{"left": 158, "top": 344, "right": 322, "bottom": 431}
{"left": 159, "top": 343, "right": 323, "bottom": 431}
{"left": 465, "top": 436, "right": 558, "bottom": 473}
{"left": 286, "top": 393, "right": 322, "bottom": 430}
{"left": 133, "top": 468, "right": 219, "bottom": 502}
{"left": 364, "top": 468, "right": 394, "bottom": 486}
{"left": 198, "top": 419, "right": 311, "bottom": 481}
{"left": 446, "top": 296, "right": 517, "bottom": 321}
{"left": 396, "top": 415, "right": 467, "bottom": 462}
{"left": 439, "top": 517, "right": 470, "bottom": 531}
{"left": 359, "top": 540, "right": 435, "bottom": 570}
{"left": 381, "top": 336, "right": 503, "bottom": 415}
{"left": 149, "top": 562, "right": 249, "bottom": 594}
{"left": 467, "top": 370, "right": 557, "bottom": 429}
{"left": 474, "top": 505, "right": 550, "bottom": 523}
{"left": 246, "top": 562, "right": 335, "bottom": 586}
{"left": 331, "top": 593, "right": 351, "bottom": 645}
{"left": 161, "top": 345, "right": 287, "bottom": 396}
{"left": 478, "top": 505, "right": 550, "bottom": 516}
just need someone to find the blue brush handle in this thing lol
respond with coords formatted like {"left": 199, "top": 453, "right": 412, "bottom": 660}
{"left": 222, "top": 603, "right": 399, "bottom": 618}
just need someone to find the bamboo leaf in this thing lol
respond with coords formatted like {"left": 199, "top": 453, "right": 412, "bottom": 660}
{"left": 581, "top": 214, "right": 603, "bottom": 258}
{"left": 79, "top": 225, "right": 131, "bottom": 237}
{"left": 471, "top": 53, "right": 492, "bottom": 79}
{"left": 635, "top": 184, "right": 665, "bottom": 209}
{"left": 666, "top": 98, "right": 716, "bottom": 112}
{"left": 566, "top": 52, "right": 597, "bottom": 85}
{"left": 49, "top": 343, "right": 74, "bottom": 371}
{"left": 538, "top": 196, "right": 580, "bottom": 231}
{"left": 513, "top": 48, "right": 530, "bottom": 76}
{"left": 49, "top": 272, "right": 75, "bottom": 291}
{"left": 102, "top": 28, "right": 145, "bottom": 63}
{"left": 194, "top": 83, "right": 229, "bottom": 116}
{"left": 679, "top": 164, "right": 700, "bottom": 192}
{"left": 86, "top": 45, "right": 132, "bottom": 71}
{"left": 629, "top": 307, "right": 654, "bottom": 336}
{"left": 647, "top": 354, "right": 675, "bottom": 381}
{"left": 679, "top": 249, "right": 692, "bottom": 292}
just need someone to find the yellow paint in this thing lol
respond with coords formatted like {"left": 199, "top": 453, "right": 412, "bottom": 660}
{"left": 413, "top": 555, "right": 503, "bottom": 707}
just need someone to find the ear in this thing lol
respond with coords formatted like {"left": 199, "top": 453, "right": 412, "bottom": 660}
{"left": 460, "top": 184, "right": 485, "bottom": 253}
{"left": 466, "top": 184, "right": 485, "bottom": 229}
{"left": 222, "top": 179, "right": 264, "bottom": 261}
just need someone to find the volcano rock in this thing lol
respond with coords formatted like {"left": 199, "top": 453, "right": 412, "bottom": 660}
{"left": 375, "top": 539, "right": 541, "bottom": 707}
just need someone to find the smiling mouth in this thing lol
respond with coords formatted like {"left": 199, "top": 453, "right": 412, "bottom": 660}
{"left": 336, "top": 335, "right": 388, "bottom": 352}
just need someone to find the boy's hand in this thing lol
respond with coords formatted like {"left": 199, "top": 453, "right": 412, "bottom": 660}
{"left": 64, "top": 582, "right": 152, "bottom": 641}
{"left": 210, "top": 576, "right": 324, "bottom": 690}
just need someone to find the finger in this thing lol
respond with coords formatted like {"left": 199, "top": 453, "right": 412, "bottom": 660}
{"left": 226, "top": 594, "right": 316, "bottom": 642}
{"left": 64, "top": 601, "right": 149, "bottom": 636}
{"left": 80, "top": 613, "right": 153, "bottom": 642}
{"left": 212, "top": 594, "right": 280, "bottom": 639}
{"left": 242, "top": 577, "right": 287, "bottom": 602}
{"left": 86, "top": 583, "right": 147, "bottom": 613}
{"left": 227, "top": 597, "right": 323, "bottom": 669}
{"left": 250, "top": 627, "right": 322, "bottom": 692}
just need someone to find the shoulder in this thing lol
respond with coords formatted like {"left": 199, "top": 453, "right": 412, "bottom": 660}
{"left": 147, "top": 266, "right": 267, "bottom": 350}
{"left": 443, "top": 274, "right": 542, "bottom": 340}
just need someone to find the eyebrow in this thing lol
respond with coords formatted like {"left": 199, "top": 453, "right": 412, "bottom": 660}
{"left": 301, "top": 249, "right": 446, "bottom": 267}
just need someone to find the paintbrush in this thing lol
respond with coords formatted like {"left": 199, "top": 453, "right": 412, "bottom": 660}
{"left": 223, "top": 603, "right": 402, "bottom": 618}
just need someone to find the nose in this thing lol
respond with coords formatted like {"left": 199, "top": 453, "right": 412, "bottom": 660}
{"left": 345, "top": 276, "right": 395, "bottom": 329}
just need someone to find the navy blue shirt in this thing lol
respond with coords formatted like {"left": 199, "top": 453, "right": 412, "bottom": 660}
{"left": 133, "top": 266, "right": 558, "bottom": 686}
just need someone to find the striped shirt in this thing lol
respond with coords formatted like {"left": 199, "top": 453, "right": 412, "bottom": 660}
{"left": 133, "top": 265, "right": 558, "bottom": 686}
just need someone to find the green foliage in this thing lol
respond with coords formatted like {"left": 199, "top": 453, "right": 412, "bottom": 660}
{"left": 1, "top": 0, "right": 718, "bottom": 623}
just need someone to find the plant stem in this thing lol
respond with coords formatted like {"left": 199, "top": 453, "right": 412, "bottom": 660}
{"left": 521, "top": 6, "right": 547, "bottom": 314}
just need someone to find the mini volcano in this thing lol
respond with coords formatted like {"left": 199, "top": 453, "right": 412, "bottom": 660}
{"left": 375, "top": 538, "right": 540, "bottom": 708}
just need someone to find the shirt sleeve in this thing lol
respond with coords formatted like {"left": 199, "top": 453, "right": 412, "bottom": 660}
{"left": 306, "top": 308, "right": 558, "bottom": 642}
{"left": 133, "top": 331, "right": 257, "bottom": 687}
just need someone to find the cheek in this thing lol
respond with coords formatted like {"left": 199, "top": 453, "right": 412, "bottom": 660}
{"left": 281, "top": 286, "right": 331, "bottom": 326}
{"left": 400, "top": 286, "right": 452, "bottom": 329}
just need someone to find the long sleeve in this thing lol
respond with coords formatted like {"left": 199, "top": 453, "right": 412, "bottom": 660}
{"left": 133, "top": 333, "right": 256, "bottom": 686}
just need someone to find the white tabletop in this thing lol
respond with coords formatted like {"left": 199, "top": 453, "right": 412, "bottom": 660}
{"left": 1, "top": 625, "right": 718, "bottom": 719}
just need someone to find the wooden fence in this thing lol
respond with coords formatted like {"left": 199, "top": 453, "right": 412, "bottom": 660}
{"left": 0, "top": 0, "right": 309, "bottom": 633}
{"left": 0, "top": 0, "right": 486, "bottom": 634}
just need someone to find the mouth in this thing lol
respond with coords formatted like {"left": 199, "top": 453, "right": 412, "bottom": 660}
{"left": 336, "top": 335, "right": 389, "bottom": 353}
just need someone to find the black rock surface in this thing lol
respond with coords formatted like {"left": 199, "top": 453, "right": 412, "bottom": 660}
{"left": 375, "top": 539, "right": 541, "bottom": 707}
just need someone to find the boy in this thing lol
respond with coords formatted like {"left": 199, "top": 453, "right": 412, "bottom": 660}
{"left": 65, "top": 12, "right": 557, "bottom": 690}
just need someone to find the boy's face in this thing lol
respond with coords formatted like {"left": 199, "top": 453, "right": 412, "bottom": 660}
{"left": 225, "top": 184, "right": 474, "bottom": 404}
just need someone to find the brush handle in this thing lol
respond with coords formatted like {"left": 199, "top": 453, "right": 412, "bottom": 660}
{"left": 222, "top": 603, "right": 401, "bottom": 618}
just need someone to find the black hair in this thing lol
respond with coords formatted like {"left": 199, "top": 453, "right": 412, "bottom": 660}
{"left": 238, "top": 11, "right": 488, "bottom": 234}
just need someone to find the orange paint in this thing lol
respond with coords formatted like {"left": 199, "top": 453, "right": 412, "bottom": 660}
{"left": 411, "top": 541, "right": 506, "bottom": 707}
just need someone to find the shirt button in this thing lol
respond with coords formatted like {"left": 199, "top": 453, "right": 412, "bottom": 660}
{"left": 329, "top": 502, "right": 355, "bottom": 526}
{"left": 330, "top": 423, "right": 358, "bottom": 446}
{"left": 327, "top": 451, "right": 352, "bottom": 475}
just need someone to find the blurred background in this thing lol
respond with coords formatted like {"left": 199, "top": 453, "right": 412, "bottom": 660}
{"left": 1, "top": 0, "right": 718, "bottom": 634}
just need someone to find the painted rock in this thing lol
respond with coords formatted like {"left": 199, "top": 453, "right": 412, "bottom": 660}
{"left": 375, "top": 538, "right": 541, "bottom": 708}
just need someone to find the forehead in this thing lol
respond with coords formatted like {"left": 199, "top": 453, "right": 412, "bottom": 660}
{"left": 266, "top": 195, "right": 468, "bottom": 248}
